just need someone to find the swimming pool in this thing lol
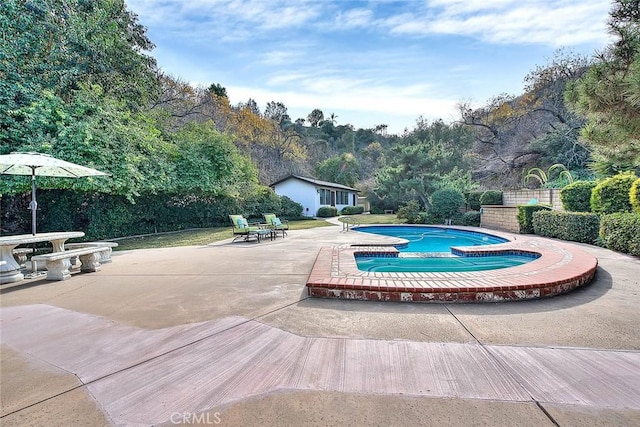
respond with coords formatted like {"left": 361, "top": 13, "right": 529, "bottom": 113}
{"left": 354, "top": 225, "right": 538, "bottom": 272}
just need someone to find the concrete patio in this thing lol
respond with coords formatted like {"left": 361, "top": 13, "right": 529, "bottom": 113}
{"left": 1, "top": 220, "right": 639, "bottom": 426}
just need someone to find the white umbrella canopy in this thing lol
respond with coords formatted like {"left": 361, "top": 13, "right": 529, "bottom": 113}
{"left": 0, "top": 152, "right": 109, "bottom": 235}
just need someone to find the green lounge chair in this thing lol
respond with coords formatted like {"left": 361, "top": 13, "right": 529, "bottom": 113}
{"left": 263, "top": 213, "right": 289, "bottom": 238}
{"left": 229, "top": 214, "right": 261, "bottom": 242}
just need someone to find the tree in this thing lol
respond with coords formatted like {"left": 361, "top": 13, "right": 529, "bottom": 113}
{"left": 208, "top": 83, "right": 228, "bottom": 98}
{"left": 374, "top": 119, "right": 474, "bottom": 208}
{"left": 170, "top": 121, "right": 257, "bottom": 197}
{"left": 307, "top": 109, "right": 324, "bottom": 127}
{"left": 0, "top": 0, "right": 157, "bottom": 107}
{"left": 316, "top": 153, "right": 360, "bottom": 187}
{"left": 0, "top": 84, "right": 175, "bottom": 200}
{"left": 565, "top": 0, "right": 640, "bottom": 174}
{"left": 264, "top": 101, "right": 290, "bottom": 125}
{"left": 459, "top": 50, "right": 592, "bottom": 187}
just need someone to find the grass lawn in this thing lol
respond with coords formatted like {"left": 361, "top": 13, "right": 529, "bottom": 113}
{"left": 112, "top": 219, "right": 334, "bottom": 251}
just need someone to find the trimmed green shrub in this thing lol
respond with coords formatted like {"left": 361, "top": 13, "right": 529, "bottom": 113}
{"left": 532, "top": 210, "right": 600, "bottom": 244}
{"left": 591, "top": 171, "right": 637, "bottom": 214}
{"left": 631, "top": 178, "right": 640, "bottom": 213}
{"left": 560, "top": 181, "right": 597, "bottom": 212}
{"left": 479, "top": 190, "right": 503, "bottom": 205}
{"left": 316, "top": 206, "right": 338, "bottom": 217}
{"left": 340, "top": 205, "right": 365, "bottom": 215}
{"left": 462, "top": 211, "right": 481, "bottom": 226}
{"left": 4, "top": 188, "right": 300, "bottom": 240}
{"left": 517, "top": 205, "right": 551, "bottom": 234}
{"left": 430, "top": 188, "right": 465, "bottom": 221}
{"left": 466, "top": 191, "right": 483, "bottom": 211}
{"left": 397, "top": 200, "right": 421, "bottom": 224}
{"left": 599, "top": 213, "right": 640, "bottom": 256}
{"left": 280, "top": 196, "right": 303, "bottom": 219}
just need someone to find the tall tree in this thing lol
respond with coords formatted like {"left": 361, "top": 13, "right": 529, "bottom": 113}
{"left": 375, "top": 119, "right": 474, "bottom": 208}
{"left": 307, "top": 109, "right": 324, "bottom": 127}
{"left": 565, "top": 0, "right": 640, "bottom": 174}
{"left": 264, "top": 101, "right": 289, "bottom": 125}
{"left": 459, "top": 50, "right": 592, "bottom": 187}
{"left": 208, "top": 83, "right": 228, "bottom": 98}
{"left": 316, "top": 153, "right": 360, "bottom": 187}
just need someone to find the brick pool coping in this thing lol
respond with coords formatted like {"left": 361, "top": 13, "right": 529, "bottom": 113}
{"left": 306, "top": 227, "right": 598, "bottom": 303}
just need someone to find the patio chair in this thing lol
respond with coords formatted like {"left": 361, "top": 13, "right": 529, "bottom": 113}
{"left": 229, "top": 214, "right": 261, "bottom": 242}
{"left": 263, "top": 213, "right": 289, "bottom": 238}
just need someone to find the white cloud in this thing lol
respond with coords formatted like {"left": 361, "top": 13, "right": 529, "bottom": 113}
{"left": 126, "top": 0, "right": 611, "bottom": 133}
{"left": 388, "top": 0, "right": 610, "bottom": 47}
{"left": 334, "top": 8, "right": 375, "bottom": 29}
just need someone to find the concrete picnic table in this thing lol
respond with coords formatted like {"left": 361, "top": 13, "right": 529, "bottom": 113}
{"left": 0, "top": 231, "right": 85, "bottom": 284}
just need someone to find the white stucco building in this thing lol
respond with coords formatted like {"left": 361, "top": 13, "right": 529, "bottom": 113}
{"left": 270, "top": 175, "right": 359, "bottom": 217}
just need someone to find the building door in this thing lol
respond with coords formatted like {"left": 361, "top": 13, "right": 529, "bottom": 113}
{"left": 330, "top": 191, "right": 336, "bottom": 207}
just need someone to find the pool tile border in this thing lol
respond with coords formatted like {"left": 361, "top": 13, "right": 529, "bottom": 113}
{"left": 306, "top": 229, "right": 598, "bottom": 303}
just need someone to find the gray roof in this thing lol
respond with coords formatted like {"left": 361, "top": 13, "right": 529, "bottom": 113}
{"left": 270, "top": 175, "right": 359, "bottom": 192}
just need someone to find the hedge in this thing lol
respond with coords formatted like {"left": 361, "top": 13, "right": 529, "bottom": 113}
{"left": 517, "top": 205, "right": 551, "bottom": 234}
{"left": 532, "top": 210, "right": 600, "bottom": 244}
{"left": 1, "top": 188, "right": 303, "bottom": 240}
{"left": 479, "top": 190, "right": 503, "bottom": 205}
{"left": 599, "top": 212, "right": 640, "bottom": 256}
{"left": 316, "top": 206, "right": 338, "bottom": 217}
{"left": 466, "top": 191, "right": 483, "bottom": 211}
{"left": 631, "top": 178, "right": 640, "bottom": 213}
{"left": 397, "top": 200, "right": 421, "bottom": 224}
{"left": 591, "top": 171, "right": 637, "bottom": 214}
{"left": 340, "top": 205, "right": 365, "bottom": 215}
{"left": 430, "top": 188, "right": 465, "bottom": 221}
{"left": 462, "top": 210, "right": 481, "bottom": 226}
{"left": 560, "top": 181, "right": 597, "bottom": 212}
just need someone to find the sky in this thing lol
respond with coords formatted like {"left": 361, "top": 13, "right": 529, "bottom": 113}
{"left": 125, "top": 0, "right": 612, "bottom": 134}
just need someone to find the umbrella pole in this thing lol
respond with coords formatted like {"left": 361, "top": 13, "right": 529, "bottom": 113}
{"left": 30, "top": 168, "right": 37, "bottom": 236}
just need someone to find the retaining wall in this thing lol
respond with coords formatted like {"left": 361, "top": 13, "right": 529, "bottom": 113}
{"left": 480, "top": 206, "right": 520, "bottom": 233}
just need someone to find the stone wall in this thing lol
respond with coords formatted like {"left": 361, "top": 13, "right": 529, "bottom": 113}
{"left": 480, "top": 206, "right": 520, "bottom": 233}
{"left": 502, "top": 189, "right": 563, "bottom": 210}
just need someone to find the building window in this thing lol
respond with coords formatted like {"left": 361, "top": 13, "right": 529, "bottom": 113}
{"left": 336, "top": 191, "right": 349, "bottom": 205}
{"left": 319, "top": 189, "right": 331, "bottom": 205}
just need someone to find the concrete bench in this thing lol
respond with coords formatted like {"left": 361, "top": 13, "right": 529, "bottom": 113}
{"left": 31, "top": 247, "right": 104, "bottom": 281}
{"left": 65, "top": 241, "right": 118, "bottom": 264}
{"left": 12, "top": 247, "right": 34, "bottom": 268}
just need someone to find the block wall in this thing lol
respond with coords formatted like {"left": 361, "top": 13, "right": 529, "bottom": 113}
{"left": 480, "top": 206, "right": 519, "bottom": 233}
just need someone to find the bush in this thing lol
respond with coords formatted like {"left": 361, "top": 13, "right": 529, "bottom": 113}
{"left": 466, "top": 191, "right": 483, "bottom": 211}
{"left": 599, "top": 212, "right": 640, "bottom": 256}
{"left": 517, "top": 205, "right": 551, "bottom": 234}
{"left": 479, "top": 190, "right": 503, "bottom": 205}
{"left": 591, "top": 171, "right": 637, "bottom": 214}
{"left": 631, "top": 178, "right": 640, "bottom": 213}
{"left": 532, "top": 210, "right": 600, "bottom": 244}
{"left": 462, "top": 210, "right": 481, "bottom": 226}
{"left": 5, "top": 187, "right": 298, "bottom": 240}
{"left": 430, "top": 188, "right": 465, "bottom": 221}
{"left": 560, "top": 181, "right": 597, "bottom": 212}
{"left": 340, "top": 205, "right": 365, "bottom": 215}
{"left": 397, "top": 200, "right": 421, "bottom": 224}
{"left": 280, "top": 196, "right": 303, "bottom": 219}
{"left": 316, "top": 206, "right": 338, "bottom": 217}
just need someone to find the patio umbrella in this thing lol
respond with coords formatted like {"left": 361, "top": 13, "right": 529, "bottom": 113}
{"left": 0, "top": 152, "right": 109, "bottom": 235}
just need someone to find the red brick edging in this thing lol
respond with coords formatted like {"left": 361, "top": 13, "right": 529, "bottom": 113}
{"left": 306, "top": 229, "right": 598, "bottom": 303}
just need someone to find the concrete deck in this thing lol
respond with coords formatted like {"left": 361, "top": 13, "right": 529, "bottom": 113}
{"left": 1, "top": 220, "right": 639, "bottom": 426}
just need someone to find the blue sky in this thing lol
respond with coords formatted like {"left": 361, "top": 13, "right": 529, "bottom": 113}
{"left": 126, "top": 0, "right": 611, "bottom": 134}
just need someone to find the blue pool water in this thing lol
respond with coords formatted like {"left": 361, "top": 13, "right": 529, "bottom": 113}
{"left": 354, "top": 225, "right": 537, "bottom": 272}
